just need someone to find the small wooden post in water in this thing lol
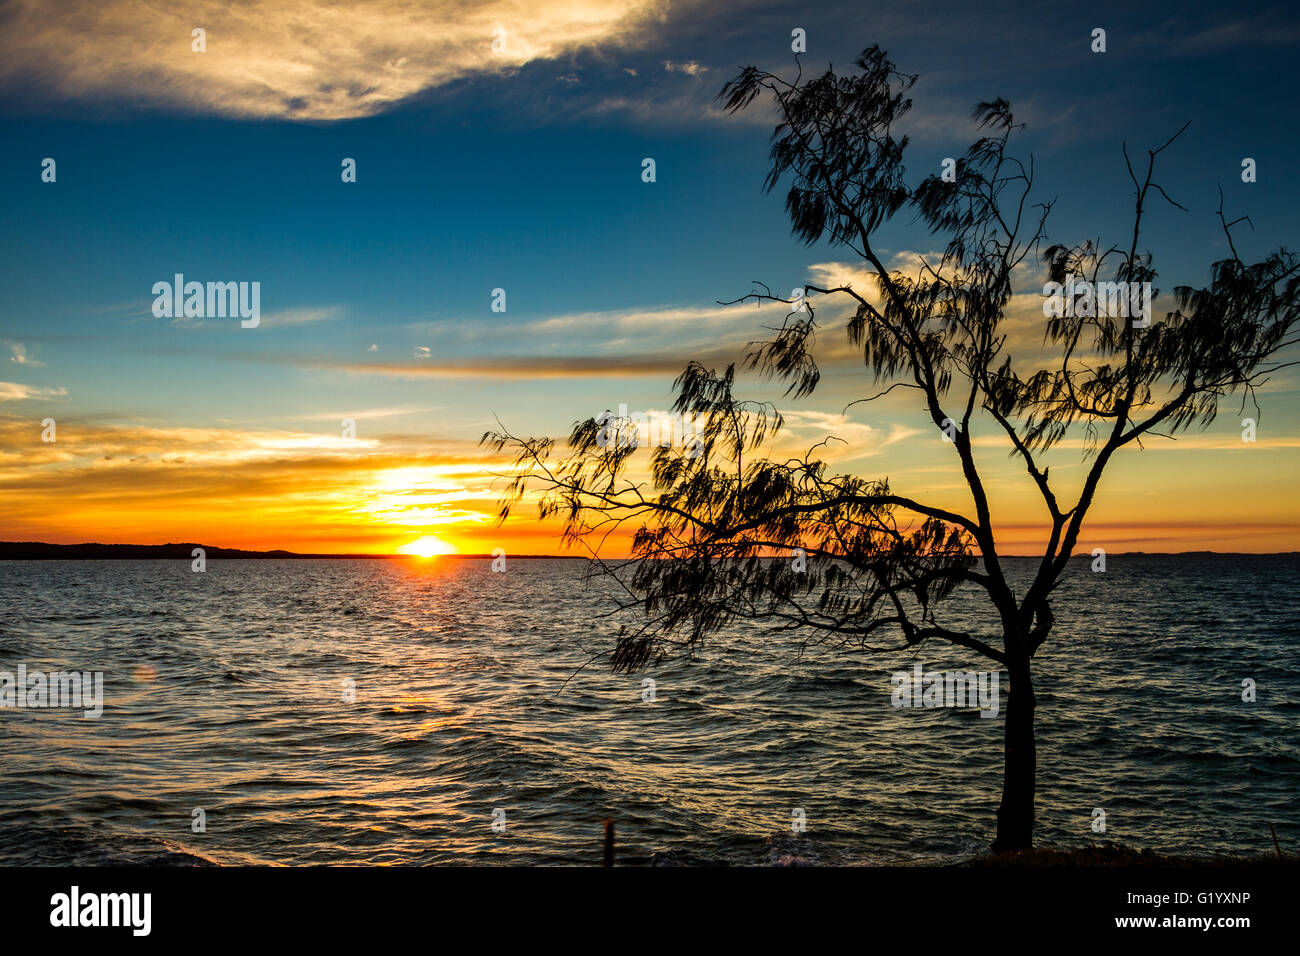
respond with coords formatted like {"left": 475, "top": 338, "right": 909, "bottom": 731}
{"left": 603, "top": 818, "right": 615, "bottom": 867}
{"left": 1269, "top": 821, "right": 1284, "bottom": 860}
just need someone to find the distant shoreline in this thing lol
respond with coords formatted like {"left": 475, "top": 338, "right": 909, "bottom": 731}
{"left": 0, "top": 542, "right": 1296, "bottom": 560}
{"left": 0, "top": 542, "right": 571, "bottom": 560}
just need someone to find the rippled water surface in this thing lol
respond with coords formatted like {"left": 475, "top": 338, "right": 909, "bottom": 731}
{"left": 0, "top": 555, "right": 1296, "bottom": 865}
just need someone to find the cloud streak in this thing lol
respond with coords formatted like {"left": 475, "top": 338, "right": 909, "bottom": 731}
{"left": 0, "top": 381, "right": 66, "bottom": 402}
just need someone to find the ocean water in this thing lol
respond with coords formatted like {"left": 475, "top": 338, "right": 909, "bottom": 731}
{"left": 0, "top": 555, "right": 1295, "bottom": 866}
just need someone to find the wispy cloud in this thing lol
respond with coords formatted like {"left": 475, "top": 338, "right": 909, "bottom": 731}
{"left": 664, "top": 59, "right": 707, "bottom": 75}
{"left": 1133, "top": 10, "right": 1300, "bottom": 55}
{"left": 774, "top": 411, "right": 921, "bottom": 464}
{"left": 5, "top": 342, "right": 45, "bottom": 367}
{"left": 314, "top": 349, "right": 743, "bottom": 379}
{"left": 171, "top": 305, "right": 344, "bottom": 330}
{"left": 259, "top": 306, "right": 346, "bottom": 327}
{"left": 0, "top": 381, "right": 65, "bottom": 401}
{"left": 523, "top": 301, "right": 783, "bottom": 334}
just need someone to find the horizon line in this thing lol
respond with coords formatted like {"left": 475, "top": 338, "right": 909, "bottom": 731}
{"left": 1, "top": 541, "right": 1297, "bottom": 560}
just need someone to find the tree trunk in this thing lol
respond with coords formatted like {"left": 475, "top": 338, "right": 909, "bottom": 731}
{"left": 992, "top": 655, "right": 1036, "bottom": 852}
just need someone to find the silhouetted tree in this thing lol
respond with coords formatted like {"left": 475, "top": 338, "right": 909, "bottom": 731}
{"left": 484, "top": 47, "right": 1300, "bottom": 852}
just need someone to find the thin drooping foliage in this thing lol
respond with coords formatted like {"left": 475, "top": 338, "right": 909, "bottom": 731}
{"left": 483, "top": 47, "right": 1300, "bottom": 850}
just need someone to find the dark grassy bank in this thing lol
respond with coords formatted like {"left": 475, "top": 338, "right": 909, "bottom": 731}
{"left": 968, "top": 843, "right": 1298, "bottom": 867}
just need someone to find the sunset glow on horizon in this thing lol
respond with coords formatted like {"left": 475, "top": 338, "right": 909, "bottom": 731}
{"left": 1, "top": 401, "right": 1298, "bottom": 556}
{"left": 397, "top": 536, "right": 458, "bottom": 558}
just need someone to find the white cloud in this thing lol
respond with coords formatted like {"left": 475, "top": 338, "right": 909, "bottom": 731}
{"left": 171, "top": 305, "right": 344, "bottom": 330}
{"left": 0, "top": 381, "right": 66, "bottom": 401}
{"left": 777, "top": 411, "right": 920, "bottom": 461}
{"left": 664, "top": 59, "right": 706, "bottom": 75}
{"left": 5, "top": 342, "right": 44, "bottom": 367}
{"left": 0, "top": 0, "right": 667, "bottom": 120}
{"left": 260, "top": 306, "right": 345, "bottom": 327}
{"left": 525, "top": 301, "right": 782, "bottom": 334}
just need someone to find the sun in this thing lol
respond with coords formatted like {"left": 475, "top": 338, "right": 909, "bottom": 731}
{"left": 398, "top": 535, "right": 457, "bottom": 558}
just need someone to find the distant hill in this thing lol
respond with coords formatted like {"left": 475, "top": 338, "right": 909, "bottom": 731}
{"left": 0, "top": 542, "right": 380, "bottom": 560}
{"left": 0, "top": 542, "right": 579, "bottom": 560}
